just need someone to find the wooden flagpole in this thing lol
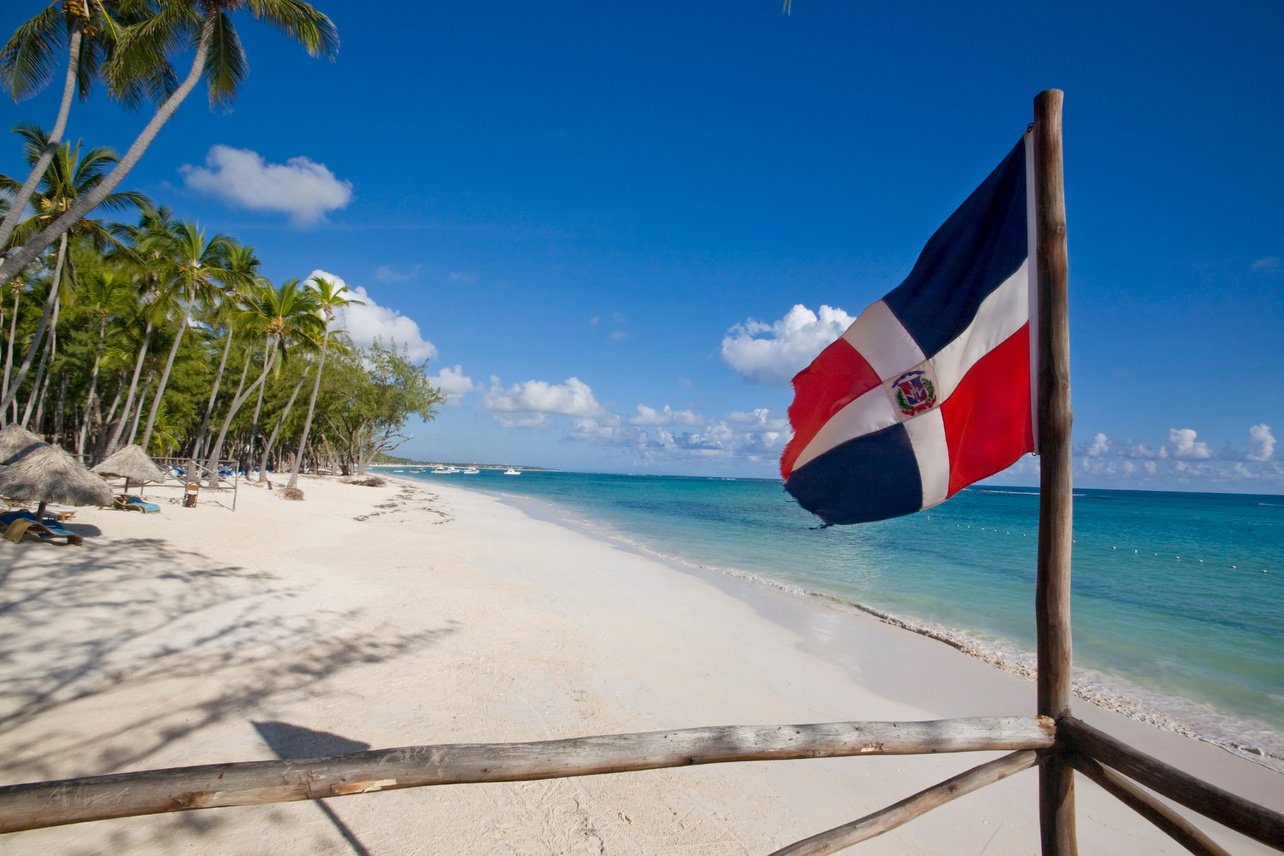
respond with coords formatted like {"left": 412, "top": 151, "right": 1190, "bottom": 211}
{"left": 1033, "top": 88, "right": 1076, "bottom": 856}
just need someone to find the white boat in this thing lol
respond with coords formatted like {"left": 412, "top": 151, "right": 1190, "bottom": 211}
{"left": 431, "top": 466, "right": 450, "bottom": 474}
{"left": 462, "top": 467, "right": 480, "bottom": 474}
{"left": 503, "top": 468, "right": 521, "bottom": 476}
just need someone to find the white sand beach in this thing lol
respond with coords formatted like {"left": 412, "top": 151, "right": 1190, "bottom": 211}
{"left": 0, "top": 475, "right": 1278, "bottom": 855}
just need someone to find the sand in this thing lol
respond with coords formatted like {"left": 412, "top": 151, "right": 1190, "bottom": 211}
{"left": 0, "top": 474, "right": 1278, "bottom": 855}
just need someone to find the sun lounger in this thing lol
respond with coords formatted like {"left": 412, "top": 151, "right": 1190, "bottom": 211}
{"left": 1, "top": 510, "right": 83, "bottom": 546}
{"left": 114, "top": 495, "right": 160, "bottom": 513}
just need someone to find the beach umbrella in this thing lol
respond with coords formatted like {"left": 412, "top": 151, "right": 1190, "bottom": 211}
{"left": 0, "top": 423, "right": 47, "bottom": 464}
{"left": 0, "top": 443, "right": 112, "bottom": 517}
{"left": 91, "top": 444, "right": 167, "bottom": 496}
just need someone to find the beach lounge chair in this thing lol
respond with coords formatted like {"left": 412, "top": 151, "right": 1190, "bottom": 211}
{"left": 1, "top": 510, "right": 83, "bottom": 546}
{"left": 114, "top": 495, "right": 160, "bottom": 513}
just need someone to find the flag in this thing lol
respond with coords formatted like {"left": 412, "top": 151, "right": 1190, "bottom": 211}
{"left": 781, "top": 134, "right": 1037, "bottom": 525}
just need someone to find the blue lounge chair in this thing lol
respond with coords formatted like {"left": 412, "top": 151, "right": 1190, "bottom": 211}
{"left": 1, "top": 510, "right": 83, "bottom": 546}
{"left": 115, "top": 495, "right": 160, "bottom": 513}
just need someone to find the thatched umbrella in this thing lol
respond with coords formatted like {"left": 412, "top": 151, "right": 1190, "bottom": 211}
{"left": 0, "top": 423, "right": 46, "bottom": 464}
{"left": 0, "top": 443, "right": 112, "bottom": 517}
{"left": 91, "top": 444, "right": 167, "bottom": 497}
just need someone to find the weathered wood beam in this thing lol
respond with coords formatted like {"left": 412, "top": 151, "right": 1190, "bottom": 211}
{"left": 1067, "top": 751, "right": 1231, "bottom": 856}
{"left": 0, "top": 717, "right": 1054, "bottom": 834}
{"left": 1062, "top": 716, "right": 1284, "bottom": 850}
{"left": 1033, "top": 86, "right": 1077, "bottom": 856}
{"left": 768, "top": 750, "right": 1041, "bottom": 855}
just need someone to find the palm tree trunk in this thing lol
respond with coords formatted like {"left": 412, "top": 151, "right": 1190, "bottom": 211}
{"left": 257, "top": 366, "right": 310, "bottom": 485}
{"left": 0, "top": 15, "right": 216, "bottom": 290}
{"left": 77, "top": 314, "right": 109, "bottom": 457}
{"left": 0, "top": 234, "right": 67, "bottom": 414}
{"left": 106, "top": 319, "right": 152, "bottom": 452}
{"left": 0, "top": 27, "right": 82, "bottom": 251}
{"left": 204, "top": 347, "right": 278, "bottom": 482}
{"left": 191, "top": 327, "right": 236, "bottom": 465}
{"left": 2, "top": 285, "right": 21, "bottom": 407}
{"left": 92, "top": 380, "right": 125, "bottom": 461}
{"left": 20, "top": 285, "right": 60, "bottom": 429}
{"left": 245, "top": 333, "right": 271, "bottom": 475}
{"left": 128, "top": 380, "right": 151, "bottom": 445}
{"left": 287, "top": 329, "right": 331, "bottom": 490}
{"left": 140, "top": 295, "right": 193, "bottom": 452}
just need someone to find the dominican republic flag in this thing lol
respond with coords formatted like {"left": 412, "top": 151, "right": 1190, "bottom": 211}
{"left": 781, "top": 134, "right": 1037, "bottom": 525}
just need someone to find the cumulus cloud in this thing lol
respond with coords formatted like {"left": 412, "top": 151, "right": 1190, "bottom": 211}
{"left": 1168, "top": 428, "right": 1212, "bottom": 460}
{"left": 308, "top": 270, "right": 436, "bottom": 362}
{"left": 721, "top": 304, "right": 855, "bottom": 386}
{"left": 1248, "top": 423, "right": 1275, "bottom": 461}
{"left": 628, "top": 404, "right": 703, "bottom": 426}
{"left": 182, "top": 145, "right": 352, "bottom": 225}
{"left": 1086, "top": 432, "right": 1109, "bottom": 456}
{"left": 484, "top": 377, "right": 603, "bottom": 422}
{"left": 430, "top": 365, "right": 474, "bottom": 404}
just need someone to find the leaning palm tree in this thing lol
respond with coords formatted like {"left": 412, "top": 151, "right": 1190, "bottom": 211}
{"left": 0, "top": 0, "right": 339, "bottom": 291}
{"left": 137, "top": 219, "right": 233, "bottom": 452}
{"left": 286, "top": 274, "right": 360, "bottom": 493}
{"left": 0, "top": 0, "right": 140, "bottom": 252}
{"left": 188, "top": 240, "right": 259, "bottom": 465}
{"left": 0, "top": 125, "right": 146, "bottom": 417}
{"left": 202, "top": 277, "right": 321, "bottom": 480}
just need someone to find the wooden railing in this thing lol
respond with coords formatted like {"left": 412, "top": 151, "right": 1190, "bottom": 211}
{"left": 1, "top": 714, "right": 1280, "bottom": 853}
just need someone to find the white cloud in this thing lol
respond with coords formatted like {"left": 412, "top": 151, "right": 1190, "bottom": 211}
{"left": 430, "top": 365, "right": 474, "bottom": 404}
{"left": 484, "top": 377, "right": 603, "bottom": 420}
{"left": 721, "top": 304, "right": 854, "bottom": 386}
{"left": 1250, "top": 256, "right": 1280, "bottom": 271}
{"left": 182, "top": 145, "right": 352, "bottom": 225}
{"left": 1086, "top": 432, "right": 1109, "bottom": 456}
{"left": 628, "top": 404, "right": 703, "bottom": 426}
{"left": 308, "top": 270, "right": 436, "bottom": 362}
{"left": 1248, "top": 423, "right": 1275, "bottom": 461}
{"left": 1168, "top": 428, "right": 1212, "bottom": 460}
{"left": 374, "top": 265, "right": 421, "bottom": 283}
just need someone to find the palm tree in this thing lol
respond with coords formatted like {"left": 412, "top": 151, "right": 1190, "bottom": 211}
{"left": 136, "top": 219, "right": 234, "bottom": 452}
{"left": 286, "top": 274, "right": 360, "bottom": 492}
{"left": 203, "top": 277, "right": 321, "bottom": 479}
{"left": 188, "top": 240, "right": 259, "bottom": 464}
{"left": 0, "top": 125, "right": 146, "bottom": 416}
{"left": 0, "top": 0, "right": 339, "bottom": 291}
{"left": 0, "top": 0, "right": 138, "bottom": 252}
{"left": 101, "top": 204, "right": 173, "bottom": 452}
{"left": 73, "top": 265, "right": 133, "bottom": 456}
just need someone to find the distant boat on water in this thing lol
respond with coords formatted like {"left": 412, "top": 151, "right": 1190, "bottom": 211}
{"left": 462, "top": 467, "right": 480, "bottom": 474}
{"left": 504, "top": 468, "right": 521, "bottom": 476}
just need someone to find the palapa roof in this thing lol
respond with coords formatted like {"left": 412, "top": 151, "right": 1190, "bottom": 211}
{"left": 91, "top": 444, "right": 168, "bottom": 485}
{"left": 0, "top": 443, "right": 112, "bottom": 507}
{"left": 0, "top": 423, "right": 46, "bottom": 464}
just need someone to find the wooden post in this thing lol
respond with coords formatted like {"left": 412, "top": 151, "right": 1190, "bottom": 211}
{"left": 1033, "top": 88, "right": 1076, "bottom": 856}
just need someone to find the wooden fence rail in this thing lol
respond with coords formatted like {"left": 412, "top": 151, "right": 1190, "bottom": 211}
{"left": 0, "top": 716, "right": 1053, "bottom": 834}
{"left": 1060, "top": 716, "right": 1284, "bottom": 850}
{"left": 769, "top": 749, "right": 1041, "bottom": 856}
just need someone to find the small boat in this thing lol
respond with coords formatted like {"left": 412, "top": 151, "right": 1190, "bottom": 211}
{"left": 431, "top": 466, "right": 450, "bottom": 475}
{"left": 503, "top": 468, "right": 521, "bottom": 476}
{"left": 462, "top": 467, "right": 480, "bottom": 474}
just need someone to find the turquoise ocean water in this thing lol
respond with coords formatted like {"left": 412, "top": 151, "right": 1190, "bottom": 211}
{"left": 385, "top": 468, "right": 1284, "bottom": 769}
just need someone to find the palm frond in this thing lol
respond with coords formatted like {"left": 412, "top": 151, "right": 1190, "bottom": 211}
{"left": 206, "top": 10, "right": 247, "bottom": 108}
{"left": 248, "top": 0, "right": 339, "bottom": 60}
{"left": 0, "top": 5, "right": 63, "bottom": 101}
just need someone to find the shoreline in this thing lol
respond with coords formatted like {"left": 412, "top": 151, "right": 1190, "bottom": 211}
{"left": 1, "top": 474, "right": 1278, "bottom": 853}
{"left": 452, "top": 476, "right": 1284, "bottom": 776}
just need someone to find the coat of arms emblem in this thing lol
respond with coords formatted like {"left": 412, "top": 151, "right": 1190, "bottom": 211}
{"left": 891, "top": 369, "right": 937, "bottom": 417}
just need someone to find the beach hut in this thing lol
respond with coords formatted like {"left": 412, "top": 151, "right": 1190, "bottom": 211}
{"left": 0, "top": 443, "right": 112, "bottom": 518}
{"left": 0, "top": 424, "right": 46, "bottom": 465}
{"left": 91, "top": 444, "right": 168, "bottom": 499}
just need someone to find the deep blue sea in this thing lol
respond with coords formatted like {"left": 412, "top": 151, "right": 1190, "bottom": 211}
{"left": 383, "top": 467, "right": 1284, "bottom": 768}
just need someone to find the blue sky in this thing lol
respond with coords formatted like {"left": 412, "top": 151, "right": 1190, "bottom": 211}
{"left": 3, "top": 1, "right": 1281, "bottom": 492}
